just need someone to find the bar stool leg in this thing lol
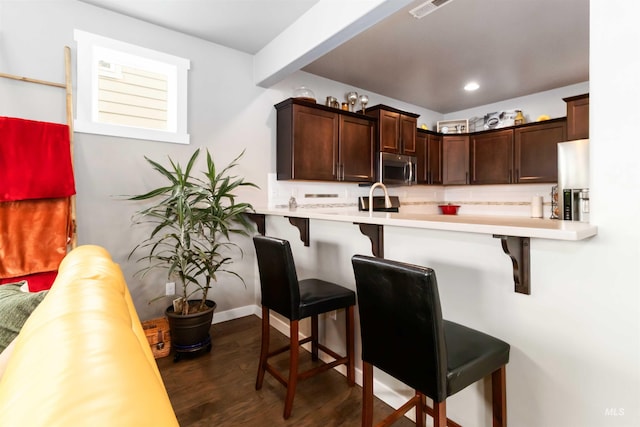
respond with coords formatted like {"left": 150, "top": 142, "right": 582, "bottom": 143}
{"left": 492, "top": 365, "right": 507, "bottom": 427}
{"left": 283, "top": 319, "right": 300, "bottom": 419}
{"left": 256, "top": 306, "right": 270, "bottom": 390}
{"left": 415, "top": 392, "right": 425, "bottom": 427}
{"left": 433, "top": 401, "right": 447, "bottom": 427}
{"left": 346, "top": 305, "right": 355, "bottom": 385}
{"left": 311, "top": 314, "right": 319, "bottom": 361}
{"left": 362, "top": 361, "right": 374, "bottom": 427}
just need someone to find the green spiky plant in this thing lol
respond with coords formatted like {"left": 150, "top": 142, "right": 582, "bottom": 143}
{"left": 128, "top": 148, "right": 258, "bottom": 315}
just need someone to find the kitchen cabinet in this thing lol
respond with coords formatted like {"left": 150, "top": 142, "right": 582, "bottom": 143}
{"left": 471, "top": 129, "right": 513, "bottom": 184}
{"left": 275, "top": 98, "right": 375, "bottom": 182}
{"left": 416, "top": 129, "right": 442, "bottom": 184}
{"left": 365, "top": 105, "right": 419, "bottom": 155}
{"left": 340, "top": 114, "right": 376, "bottom": 181}
{"left": 564, "top": 93, "right": 589, "bottom": 140}
{"left": 443, "top": 135, "right": 469, "bottom": 185}
{"left": 514, "top": 118, "right": 567, "bottom": 183}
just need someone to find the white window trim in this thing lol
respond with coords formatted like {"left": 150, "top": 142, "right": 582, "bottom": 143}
{"left": 74, "top": 29, "right": 190, "bottom": 144}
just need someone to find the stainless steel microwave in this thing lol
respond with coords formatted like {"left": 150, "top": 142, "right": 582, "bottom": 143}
{"left": 378, "top": 152, "right": 417, "bottom": 186}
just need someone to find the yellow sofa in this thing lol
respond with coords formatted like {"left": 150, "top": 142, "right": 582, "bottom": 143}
{"left": 0, "top": 245, "right": 179, "bottom": 426}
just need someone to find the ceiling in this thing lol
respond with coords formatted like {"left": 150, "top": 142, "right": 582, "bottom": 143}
{"left": 79, "top": 0, "right": 589, "bottom": 114}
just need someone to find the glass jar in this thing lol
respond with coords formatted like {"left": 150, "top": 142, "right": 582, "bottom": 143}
{"left": 293, "top": 86, "right": 316, "bottom": 103}
{"left": 326, "top": 96, "right": 338, "bottom": 107}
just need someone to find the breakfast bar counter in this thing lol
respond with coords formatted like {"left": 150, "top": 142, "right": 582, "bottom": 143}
{"left": 252, "top": 207, "right": 598, "bottom": 241}
{"left": 247, "top": 207, "right": 598, "bottom": 295}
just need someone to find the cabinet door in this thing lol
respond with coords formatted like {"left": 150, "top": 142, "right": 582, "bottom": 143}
{"left": 292, "top": 105, "right": 339, "bottom": 180}
{"left": 443, "top": 135, "right": 469, "bottom": 185}
{"left": 514, "top": 120, "right": 566, "bottom": 183}
{"left": 416, "top": 130, "right": 428, "bottom": 184}
{"left": 566, "top": 95, "right": 589, "bottom": 140}
{"left": 471, "top": 129, "right": 513, "bottom": 184}
{"left": 400, "top": 115, "right": 417, "bottom": 155}
{"left": 427, "top": 133, "right": 443, "bottom": 184}
{"left": 417, "top": 131, "right": 443, "bottom": 184}
{"left": 340, "top": 115, "right": 375, "bottom": 182}
{"left": 378, "top": 109, "right": 400, "bottom": 153}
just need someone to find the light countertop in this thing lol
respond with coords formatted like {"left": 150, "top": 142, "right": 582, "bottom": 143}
{"left": 253, "top": 207, "right": 598, "bottom": 241}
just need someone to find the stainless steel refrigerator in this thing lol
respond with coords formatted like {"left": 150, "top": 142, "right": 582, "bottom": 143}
{"left": 558, "top": 139, "right": 590, "bottom": 222}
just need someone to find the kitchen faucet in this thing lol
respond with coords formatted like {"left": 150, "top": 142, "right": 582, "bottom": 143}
{"left": 368, "top": 182, "right": 392, "bottom": 213}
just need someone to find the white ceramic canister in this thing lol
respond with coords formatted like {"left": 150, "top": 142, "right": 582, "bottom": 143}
{"left": 531, "top": 195, "right": 543, "bottom": 218}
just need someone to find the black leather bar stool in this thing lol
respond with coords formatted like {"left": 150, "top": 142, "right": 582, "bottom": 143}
{"left": 351, "top": 255, "right": 510, "bottom": 427}
{"left": 253, "top": 235, "right": 356, "bottom": 419}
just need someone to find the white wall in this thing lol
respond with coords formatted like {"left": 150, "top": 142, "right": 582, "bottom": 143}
{"left": 1, "top": 1, "right": 638, "bottom": 426}
{"left": 445, "top": 81, "right": 590, "bottom": 125}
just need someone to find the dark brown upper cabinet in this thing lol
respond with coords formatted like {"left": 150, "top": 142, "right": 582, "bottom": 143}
{"left": 471, "top": 129, "right": 514, "bottom": 185}
{"left": 416, "top": 129, "right": 443, "bottom": 185}
{"left": 564, "top": 93, "right": 589, "bottom": 140}
{"left": 443, "top": 135, "right": 469, "bottom": 185}
{"left": 365, "top": 105, "right": 419, "bottom": 155}
{"left": 339, "top": 114, "right": 376, "bottom": 182}
{"left": 514, "top": 118, "right": 567, "bottom": 183}
{"left": 275, "top": 98, "right": 375, "bottom": 183}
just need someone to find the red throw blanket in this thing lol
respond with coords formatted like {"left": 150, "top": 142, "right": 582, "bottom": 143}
{"left": 0, "top": 116, "right": 76, "bottom": 201}
{"left": 0, "top": 271, "right": 58, "bottom": 292}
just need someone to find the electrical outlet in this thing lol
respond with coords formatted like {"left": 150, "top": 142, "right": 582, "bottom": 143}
{"left": 330, "top": 310, "right": 337, "bottom": 320}
{"left": 165, "top": 282, "right": 175, "bottom": 296}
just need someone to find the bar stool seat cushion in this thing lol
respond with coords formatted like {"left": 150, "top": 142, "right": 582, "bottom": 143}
{"left": 298, "top": 279, "right": 356, "bottom": 319}
{"left": 444, "top": 320, "right": 510, "bottom": 397}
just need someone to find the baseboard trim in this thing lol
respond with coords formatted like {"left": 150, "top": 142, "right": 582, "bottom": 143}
{"left": 212, "top": 304, "right": 260, "bottom": 324}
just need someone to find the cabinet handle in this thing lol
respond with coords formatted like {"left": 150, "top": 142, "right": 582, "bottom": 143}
{"left": 509, "top": 169, "right": 512, "bottom": 183}
{"left": 465, "top": 172, "right": 469, "bottom": 185}
{"left": 516, "top": 168, "right": 520, "bottom": 182}
{"left": 341, "top": 164, "right": 345, "bottom": 181}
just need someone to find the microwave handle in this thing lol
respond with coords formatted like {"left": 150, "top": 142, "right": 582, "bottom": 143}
{"left": 407, "top": 159, "right": 413, "bottom": 183}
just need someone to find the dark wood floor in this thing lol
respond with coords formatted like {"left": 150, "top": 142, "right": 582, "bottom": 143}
{"left": 156, "top": 315, "right": 414, "bottom": 426}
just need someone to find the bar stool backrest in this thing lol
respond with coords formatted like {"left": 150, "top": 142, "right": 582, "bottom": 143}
{"left": 352, "top": 255, "right": 448, "bottom": 401}
{"left": 253, "top": 236, "right": 301, "bottom": 320}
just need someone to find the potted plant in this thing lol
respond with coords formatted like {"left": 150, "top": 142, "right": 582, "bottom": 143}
{"left": 128, "top": 148, "right": 257, "bottom": 359}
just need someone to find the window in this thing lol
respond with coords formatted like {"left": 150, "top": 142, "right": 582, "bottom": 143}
{"left": 74, "top": 30, "right": 190, "bottom": 144}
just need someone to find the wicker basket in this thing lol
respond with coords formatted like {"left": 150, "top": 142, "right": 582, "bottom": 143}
{"left": 142, "top": 317, "right": 171, "bottom": 359}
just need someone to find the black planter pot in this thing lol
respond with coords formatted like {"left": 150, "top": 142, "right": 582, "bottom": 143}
{"left": 165, "top": 299, "right": 216, "bottom": 362}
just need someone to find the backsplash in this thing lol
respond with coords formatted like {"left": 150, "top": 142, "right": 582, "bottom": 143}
{"left": 443, "top": 183, "right": 554, "bottom": 217}
{"left": 267, "top": 174, "right": 555, "bottom": 218}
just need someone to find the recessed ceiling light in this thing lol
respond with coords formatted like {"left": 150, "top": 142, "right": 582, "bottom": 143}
{"left": 464, "top": 82, "right": 480, "bottom": 91}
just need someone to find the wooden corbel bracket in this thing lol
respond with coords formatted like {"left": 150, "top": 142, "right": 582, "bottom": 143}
{"left": 356, "top": 223, "right": 384, "bottom": 258}
{"left": 287, "top": 217, "right": 310, "bottom": 246}
{"left": 493, "top": 235, "right": 530, "bottom": 295}
{"left": 245, "top": 213, "right": 266, "bottom": 236}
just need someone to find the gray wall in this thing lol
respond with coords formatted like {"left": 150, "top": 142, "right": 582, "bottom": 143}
{"left": 0, "top": 0, "right": 268, "bottom": 319}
